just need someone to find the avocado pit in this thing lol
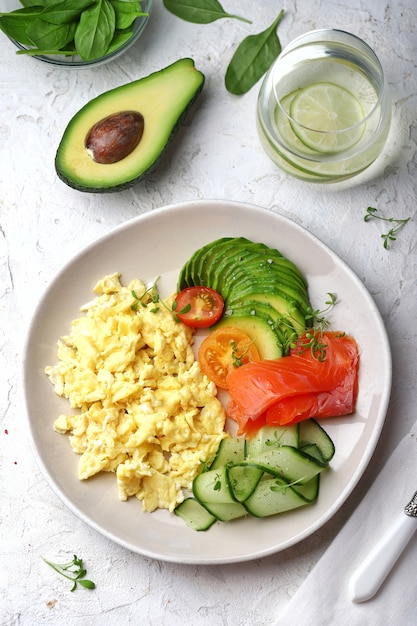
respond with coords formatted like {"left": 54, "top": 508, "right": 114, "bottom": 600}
{"left": 55, "top": 59, "right": 205, "bottom": 192}
{"left": 85, "top": 110, "right": 144, "bottom": 164}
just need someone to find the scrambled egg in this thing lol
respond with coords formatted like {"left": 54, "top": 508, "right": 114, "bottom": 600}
{"left": 45, "top": 273, "right": 226, "bottom": 513}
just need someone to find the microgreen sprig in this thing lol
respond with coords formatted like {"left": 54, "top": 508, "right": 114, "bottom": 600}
{"left": 171, "top": 299, "right": 192, "bottom": 321}
{"left": 298, "top": 293, "right": 338, "bottom": 361}
{"left": 42, "top": 554, "right": 95, "bottom": 592}
{"left": 213, "top": 472, "right": 222, "bottom": 491}
{"left": 230, "top": 338, "right": 256, "bottom": 368}
{"left": 270, "top": 477, "right": 306, "bottom": 494}
{"left": 304, "top": 292, "right": 337, "bottom": 330}
{"left": 131, "top": 283, "right": 157, "bottom": 311}
{"left": 200, "top": 458, "right": 211, "bottom": 472}
{"left": 264, "top": 430, "right": 286, "bottom": 448}
{"left": 299, "top": 330, "right": 330, "bottom": 362}
{"left": 131, "top": 278, "right": 189, "bottom": 320}
{"left": 364, "top": 206, "right": 411, "bottom": 249}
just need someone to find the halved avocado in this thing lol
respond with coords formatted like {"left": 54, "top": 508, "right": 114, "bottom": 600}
{"left": 55, "top": 58, "right": 205, "bottom": 193}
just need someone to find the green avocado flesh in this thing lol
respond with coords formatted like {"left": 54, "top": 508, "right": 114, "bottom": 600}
{"left": 178, "top": 237, "right": 311, "bottom": 359}
{"left": 55, "top": 58, "right": 205, "bottom": 193}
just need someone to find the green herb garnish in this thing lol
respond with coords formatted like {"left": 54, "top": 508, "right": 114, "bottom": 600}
{"left": 299, "top": 293, "right": 338, "bottom": 361}
{"left": 131, "top": 283, "right": 155, "bottom": 311}
{"left": 132, "top": 278, "right": 189, "bottom": 322}
{"left": 213, "top": 472, "right": 222, "bottom": 491}
{"left": 171, "top": 298, "right": 192, "bottom": 322}
{"left": 364, "top": 206, "right": 411, "bottom": 249}
{"left": 42, "top": 554, "right": 96, "bottom": 592}
{"left": 264, "top": 430, "right": 286, "bottom": 448}
{"left": 199, "top": 458, "right": 211, "bottom": 472}
{"left": 230, "top": 338, "right": 257, "bottom": 368}
{"left": 299, "top": 330, "right": 330, "bottom": 362}
{"left": 304, "top": 292, "right": 337, "bottom": 331}
{"left": 270, "top": 477, "right": 306, "bottom": 493}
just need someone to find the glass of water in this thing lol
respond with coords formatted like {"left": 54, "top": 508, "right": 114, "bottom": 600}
{"left": 257, "top": 29, "right": 392, "bottom": 183}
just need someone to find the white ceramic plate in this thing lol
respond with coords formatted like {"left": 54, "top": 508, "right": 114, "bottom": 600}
{"left": 23, "top": 200, "right": 392, "bottom": 564}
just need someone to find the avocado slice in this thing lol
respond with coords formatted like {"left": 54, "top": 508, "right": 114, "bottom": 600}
{"left": 196, "top": 238, "right": 251, "bottom": 291}
{"left": 214, "top": 305, "right": 284, "bottom": 360}
{"left": 178, "top": 237, "right": 253, "bottom": 290}
{"left": 181, "top": 237, "right": 239, "bottom": 290}
{"left": 177, "top": 236, "right": 312, "bottom": 357}
{"left": 207, "top": 241, "right": 258, "bottom": 294}
{"left": 229, "top": 292, "right": 307, "bottom": 334}
{"left": 227, "top": 300, "right": 301, "bottom": 350}
{"left": 228, "top": 273, "right": 310, "bottom": 310}
{"left": 55, "top": 58, "right": 205, "bottom": 193}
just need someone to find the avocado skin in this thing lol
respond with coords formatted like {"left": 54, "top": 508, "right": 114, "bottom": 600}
{"left": 55, "top": 59, "right": 205, "bottom": 193}
{"left": 178, "top": 237, "right": 311, "bottom": 359}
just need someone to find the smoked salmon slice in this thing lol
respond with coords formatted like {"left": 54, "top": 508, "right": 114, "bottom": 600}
{"left": 227, "top": 332, "right": 359, "bottom": 435}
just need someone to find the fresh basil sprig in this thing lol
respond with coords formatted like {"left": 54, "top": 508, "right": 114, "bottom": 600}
{"left": 162, "top": 0, "right": 251, "bottom": 24}
{"left": 0, "top": 0, "right": 148, "bottom": 61}
{"left": 225, "top": 10, "right": 285, "bottom": 95}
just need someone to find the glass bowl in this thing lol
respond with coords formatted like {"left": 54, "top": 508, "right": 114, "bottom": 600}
{"left": 4, "top": 0, "right": 153, "bottom": 68}
{"left": 257, "top": 29, "right": 392, "bottom": 183}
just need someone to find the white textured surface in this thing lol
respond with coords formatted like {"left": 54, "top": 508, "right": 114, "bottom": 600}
{"left": 0, "top": 1, "right": 416, "bottom": 624}
{"left": 275, "top": 422, "right": 417, "bottom": 624}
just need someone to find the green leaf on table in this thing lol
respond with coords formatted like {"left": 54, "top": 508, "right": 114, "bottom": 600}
{"left": 163, "top": 0, "right": 251, "bottom": 24}
{"left": 225, "top": 9, "right": 285, "bottom": 95}
{"left": 75, "top": 0, "right": 116, "bottom": 61}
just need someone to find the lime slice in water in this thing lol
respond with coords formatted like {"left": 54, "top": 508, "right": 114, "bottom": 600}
{"left": 275, "top": 90, "right": 316, "bottom": 155}
{"left": 289, "top": 82, "right": 365, "bottom": 153}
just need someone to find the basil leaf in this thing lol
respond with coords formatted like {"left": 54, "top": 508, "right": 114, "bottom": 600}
{"left": 0, "top": 8, "right": 43, "bottom": 45}
{"left": 75, "top": 0, "right": 116, "bottom": 61}
{"left": 110, "top": 1, "right": 145, "bottom": 29}
{"left": 41, "top": 0, "right": 96, "bottom": 26}
{"left": 225, "top": 9, "right": 285, "bottom": 95}
{"left": 163, "top": 0, "right": 250, "bottom": 24}
{"left": 19, "top": 0, "right": 49, "bottom": 7}
{"left": 106, "top": 29, "right": 134, "bottom": 53}
{"left": 26, "top": 17, "right": 76, "bottom": 49}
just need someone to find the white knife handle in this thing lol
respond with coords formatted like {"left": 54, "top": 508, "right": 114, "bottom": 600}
{"left": 349, "top": 513, "right": 417, "bottom": 603}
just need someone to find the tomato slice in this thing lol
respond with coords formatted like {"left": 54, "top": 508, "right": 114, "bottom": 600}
{"left": 198, "top": 327, "right": 261, "bottom": 389}
{"left": 174, "top": 286, "right": 224, "bottom": 328}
